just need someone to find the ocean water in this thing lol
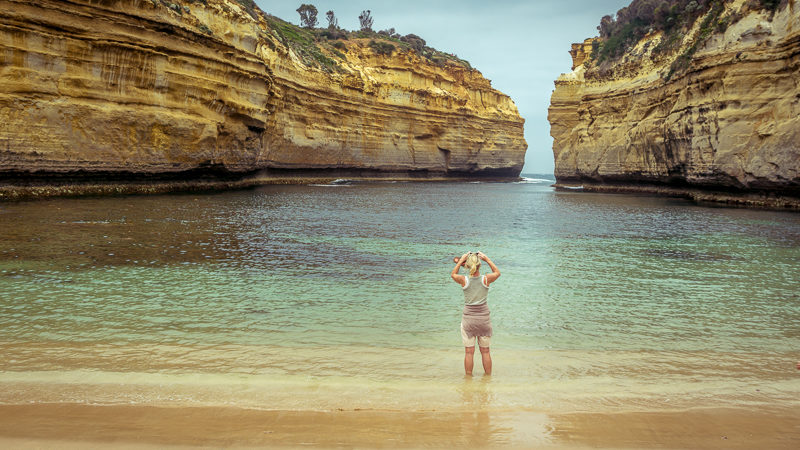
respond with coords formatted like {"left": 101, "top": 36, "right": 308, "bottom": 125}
{"left": 1, "top": 175, "right": 798, "bottom": 413}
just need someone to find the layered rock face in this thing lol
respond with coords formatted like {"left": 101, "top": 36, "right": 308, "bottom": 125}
{"left": 0, "top": 0, "right": 526, "bottom": 184}
{"left": 549, "top": 0, "right": 799, "bottom": 204}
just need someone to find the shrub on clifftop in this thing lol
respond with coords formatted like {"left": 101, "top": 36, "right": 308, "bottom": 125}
{"left": 400, "top": 34, "right": 426, "bottom": 52}
{"left": 368, "top": 40, "right": 395, "bottom": 56}
{"left": 758, "top": 0, "right": 783, "bottom": 11}
{"left": 232, "top": 0, "right": 258, "bottom": 19}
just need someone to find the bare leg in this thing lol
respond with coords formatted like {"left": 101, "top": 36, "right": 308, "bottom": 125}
{"left": 479, "top": 346, "right": 492, "bottom": 375}
{"left": 464, "top": 347, "right": 475, "bottom": 375}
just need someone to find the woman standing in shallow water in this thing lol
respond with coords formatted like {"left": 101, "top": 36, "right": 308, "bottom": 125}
{"left": 451, "top": 251, "right": 500, "bottom": 376}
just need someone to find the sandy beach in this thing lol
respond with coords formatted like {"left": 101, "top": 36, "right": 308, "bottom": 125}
{"left": 1, "top": 403, "right": 798, "bottom": 449}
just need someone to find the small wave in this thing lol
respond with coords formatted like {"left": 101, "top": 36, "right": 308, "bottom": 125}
{"left": 61, "top": 220, "right": 114, "bottom": 225}
{"left": 310, "top": 179, "right": 354, "bottom": 187}
{"left": 517, "top": 177, "right": 554, "bottom": 184}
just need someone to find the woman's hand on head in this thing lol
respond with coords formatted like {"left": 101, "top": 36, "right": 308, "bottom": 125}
{"left": 477, "top": 251, "right": 488, "bottom": 261}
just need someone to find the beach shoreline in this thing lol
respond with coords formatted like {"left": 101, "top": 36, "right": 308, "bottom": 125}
{"left": 0, "top": 403, "right": 797, "bottom": 449}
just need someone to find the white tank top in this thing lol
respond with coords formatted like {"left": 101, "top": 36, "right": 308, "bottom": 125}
{"left": 462, "top": 275, "right": 489, "bottom": 305}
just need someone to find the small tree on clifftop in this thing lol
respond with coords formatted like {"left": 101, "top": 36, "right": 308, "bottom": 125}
{"left": 296, "top": 4, "right": 318, "bottom": 28}
{"left": 358, "top": 10, "right": 374, "bottom": 31}
{"left": 326, "top": 10, "right": 338, "bottom": 29}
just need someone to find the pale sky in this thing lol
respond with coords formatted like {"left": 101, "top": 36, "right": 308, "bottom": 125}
{"left": 256, "top": 0, "right": 631, "bottom": 174}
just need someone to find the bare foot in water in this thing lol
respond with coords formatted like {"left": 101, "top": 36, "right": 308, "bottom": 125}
{"left": 797, "top": 361, "right": 800, "bottom": 370}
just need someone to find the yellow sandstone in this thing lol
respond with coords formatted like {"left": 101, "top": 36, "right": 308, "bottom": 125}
{"left": 549, "top": 0, "right": 799, "bottom": 208}
{"left": 0, "top": 0, "right": 526, "bottom": 187}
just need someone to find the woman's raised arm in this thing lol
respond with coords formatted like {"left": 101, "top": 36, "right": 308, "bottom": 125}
{"left": 477, "top": 252, "right": 500, "bottom": 285}
{"left": 451, "top": 253, "right": 468, "bottom": 287}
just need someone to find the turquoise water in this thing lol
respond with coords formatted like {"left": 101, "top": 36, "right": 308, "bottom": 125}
{"left": 1, "top": 176, "right": 799, "bottom": 412}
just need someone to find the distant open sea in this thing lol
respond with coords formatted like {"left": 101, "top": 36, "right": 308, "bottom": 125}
{"left": 1, "top": 174, "right": 798, "bottom": 414}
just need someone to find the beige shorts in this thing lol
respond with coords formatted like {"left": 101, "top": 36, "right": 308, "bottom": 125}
{"left": 461, "top": 322, "right": 491, "bottom": 348}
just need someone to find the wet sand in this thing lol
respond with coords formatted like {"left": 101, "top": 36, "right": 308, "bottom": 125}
{"left": 0, "top": 403, "right": 798, "bottom": 449}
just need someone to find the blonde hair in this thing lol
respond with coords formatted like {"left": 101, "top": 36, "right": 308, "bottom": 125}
{"left": 465, "top": 252, "right": 481, "bottom": 276}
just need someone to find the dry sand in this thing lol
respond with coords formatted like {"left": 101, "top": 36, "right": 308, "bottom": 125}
{"left": 0, "top": 403, "right": 798, "bottom": 449}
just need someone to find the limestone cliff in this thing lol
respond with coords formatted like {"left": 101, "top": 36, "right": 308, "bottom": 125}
{"left": 549, "top": 0, "right": 799, "bottom": 208}
{"left": 0, "top": 0, "right": 526, "bottom": 192}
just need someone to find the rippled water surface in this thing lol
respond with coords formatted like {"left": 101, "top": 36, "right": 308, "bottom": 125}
{"left": 1, "top": 176, "right": 799, "bottom": 412}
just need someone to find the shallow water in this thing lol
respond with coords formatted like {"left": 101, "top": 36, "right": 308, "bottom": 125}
{"left": 1, "top": 176, "right": 799, "bottom": 413}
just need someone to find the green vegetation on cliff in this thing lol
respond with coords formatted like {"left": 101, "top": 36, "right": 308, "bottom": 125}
{"left": 587, "top": 0, "right": 788, "bottom": 78}
{"left": 591, "top": 0, "right": 787, "bottom": 64}
{"left": 155, "top": 1, "right": 472, "bottom": 72}
{"left": 593, "top": 0, "right": 728, "bottom": 63}
{"left": 248, "top": 3, "right": 472, "bottom": 72}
